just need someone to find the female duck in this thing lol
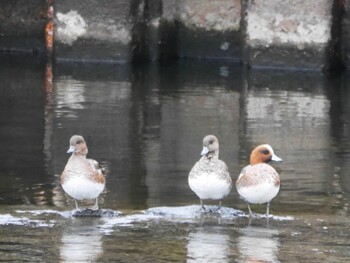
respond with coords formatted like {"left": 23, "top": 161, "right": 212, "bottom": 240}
{"left": 236, "top": 144, "right": 282, "bottom": 217}
{"left": 61, "top": 135, "right": 105, "bottom": 210}
{"left": 188, "top": 135, "right": 232, "bottom": 212}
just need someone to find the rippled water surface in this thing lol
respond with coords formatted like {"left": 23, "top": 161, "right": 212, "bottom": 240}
{"left": 0, "top": 56, "right": 350, "bottom": 262}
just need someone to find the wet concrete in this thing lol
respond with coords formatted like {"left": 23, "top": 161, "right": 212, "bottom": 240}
{"left": 4, "top": 0, "right": 350, "bottom": 69}
{"left": 0, "top": 0, "right": 48, "bottom": 54}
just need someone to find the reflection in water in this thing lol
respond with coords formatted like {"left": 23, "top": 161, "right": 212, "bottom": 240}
{"left": 242, "top": 71, "right": 334, "bottom": 212}
{"left": 52, "top": 184, "right": 69, "bottom": 208}
{"left": 52, "top": 72, "right": 147, "bottom": 209}
{"left": 336, "top": 74, "right": 350, "bottom": 209}
{"left": 144, "top": 77, "right": 241, "bottom": 207}
{"left": 0, "top": 56, "right": 49, "bottom": 206}
{"left": 44, "top": 62, "right": 53, "bottom": 166}
{"left": 187, "top": 228, "right": 232, "bottom": 263}
{"left": 2, "top": 59, "right": 350, "bottom": 262}
{"left": 238, "top": 226, "right": 279, "bottom": 263}
{"left": 60, "top": 219, "right": 103, "bottom": 263}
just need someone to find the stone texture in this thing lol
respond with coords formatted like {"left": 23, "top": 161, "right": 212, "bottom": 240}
{"left": 169, "top": 0, "right": 242, "bottom": 60}
{"left": 175, "top": 0, "right": 241, "bottom": 31}
{"left": 54, "top": 0, "right": 134, "bottom": 62}
{"left": 244, "top": 0, "right": 333, "bottom": 70}
{"left": 53, "top": 0, "right": 242, "bottom": 62}
{"left": 0, "top": 0, "right": 47, "bottom": 54}
{"left": 1, "top": 0, "right": 347, "bottom": 69}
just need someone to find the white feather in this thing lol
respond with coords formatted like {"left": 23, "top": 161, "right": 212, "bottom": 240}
{"left": 188, "top": 173, "right": 231, "bottom": 200}
{"left": 237, "top": 183, "right": 279, "bottom": 204}
{"left": 62, "top": 176, "right": 104, "bottom": 200}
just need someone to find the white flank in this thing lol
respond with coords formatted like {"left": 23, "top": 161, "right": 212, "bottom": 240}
{"left": 188, "top": 173, "right": 231, "bottom": 200}
{"left": 62, "top": 176, "right": 104, "bottom": 200}
{"left": 237, "top": 183, "right": 279, "bottom": 204}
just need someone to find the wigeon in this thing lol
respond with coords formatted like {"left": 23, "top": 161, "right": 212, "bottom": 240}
{"left": 188, "top": 135, "right": 232, "bottom": 212}
{"left": 236, "top": 144, "right": 282, "bottom": 217}
{"left": 61, "top": 135, "right": 105, "bottom": 210}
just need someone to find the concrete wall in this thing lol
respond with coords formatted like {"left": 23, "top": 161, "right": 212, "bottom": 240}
{"left": 1, "top": 0, "right": 350, "bottom": 70}
{"left": 52, "top": 0, "right": 242, "bottom": 62}
{"left": 169, "top": 0, "right": 242, "bottom": 60}
{"left": 54, "top": 0, "right": 132, "bottom": 62}
{"left": 0, "top": 0, "right": 47, "bottom": 53}
{"left": 243, "top": 0, "right": 333, "bottom": 69}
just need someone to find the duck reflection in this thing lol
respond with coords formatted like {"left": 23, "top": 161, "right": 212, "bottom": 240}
{"left": 187, "top": 228, "right": 232, "bottom": 263}
{"left": 238, "top": 226, "right": 279, "bottom": 263}
{"left": 60, "top": 219, "right": 103, "bottom": 262}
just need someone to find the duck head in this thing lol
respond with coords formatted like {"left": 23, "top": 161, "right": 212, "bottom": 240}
{"left": 201, "top": 135, "right": 219, "bottom": 159}
{"left": 250, "top": 144, "right": 282, "bottom": 165}
{"left": 67, "top": 135, "right": 88, "bottom": 156}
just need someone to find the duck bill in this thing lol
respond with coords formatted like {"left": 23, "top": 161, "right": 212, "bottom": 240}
{"left": 271, "top": 154, "right": 283, "bottom": 162}
{"left": 201, "top": 146, "right": 209, "bottom": 156}
{"left": 67, "top": 145, "right": 75, "bottom": 153}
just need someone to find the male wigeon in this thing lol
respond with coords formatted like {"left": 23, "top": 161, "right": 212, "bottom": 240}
{"left": 236, "top": 144, "right": 282, "bottom": 217}
{"left": 61, "top": 135, "right": 105, "bottom": 210}
{"left": 188, "top": 135, "right": 232, "bottom": 212}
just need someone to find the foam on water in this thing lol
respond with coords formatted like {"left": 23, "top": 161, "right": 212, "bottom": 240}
{"left": 16, "top": 209, "right": 73, "bottom": 218}
{"left": 0, "top": 214, "right": 55, "bottom": 227}
{"left": 243, "top": 213, "right": 295, "bottom": 221}
{"left": 271, "top": 215, "right": 294, "bottom": 221}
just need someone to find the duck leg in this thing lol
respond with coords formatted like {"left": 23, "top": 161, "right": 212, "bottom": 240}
{"left": 217, "top": 200, "right": 222, "bottom": 214}
{"left": 247, "top": 202, "right": 253, "bottom": 217}
{"left": 75, "top": 200, "right": 79, "bottom": 210}
{"left": 92, "top": 198, "right": 99, "bottom": 211}
{"left": 266, "top": 202, "right": 270, "bottom": 218}
{"left": 200, "top": 199, "right": 206, "bottom": 211}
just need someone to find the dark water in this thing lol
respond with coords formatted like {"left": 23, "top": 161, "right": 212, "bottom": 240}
{"left": 0, "top": 56, "right": 350, "bottom": 262}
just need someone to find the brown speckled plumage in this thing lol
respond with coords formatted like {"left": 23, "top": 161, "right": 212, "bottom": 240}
{"left": 61, "top": 135, "right": 105, "bottom": 209}
{"left": 236, "top": 144, "right": 282, "bottom": 217}
{"left": 190, "top": 158, "right": 231, "bottom": 184}
{"left": 188, "top": 135, "right": 232, "bottom": 210}
{"left": 236, "top": 163, "right": 280, "bottom": 188}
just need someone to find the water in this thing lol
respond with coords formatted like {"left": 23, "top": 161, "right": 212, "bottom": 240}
{"left": 0, "top": 56, "right": 350, "bottom": 262}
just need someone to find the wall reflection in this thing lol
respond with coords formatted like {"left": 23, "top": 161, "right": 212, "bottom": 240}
{"left": 148, "top": 63, "right": 241, "bottom": 207}
{"left": 46, "top": 62, "right": 241, "bottom": 210}
{"left": 239, "top": 71, "right": 335, "bottom": 212}
{"left": 38, "top": 62, "right": 350, "bottom": 212}
{"left": 0, "top": 56, "right": 49, "bottom": 205}
{"left": 237, "top": 226, "right": 279, "bottom": 263}
{"left": 1, "top": 57, "right": 350, "bottom": 215}
{"left": 336, "top": 73, "right": 350, "bottom": 208}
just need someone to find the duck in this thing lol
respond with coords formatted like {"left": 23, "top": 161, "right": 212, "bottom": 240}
{"left": 236, "top": 144, "right": 282, "bottom": 217}
{"left": 188, "top": 135, "right": 232, "bottom": 212}
{"left": 61, "top": 135, "right": 105, "bottom": 210}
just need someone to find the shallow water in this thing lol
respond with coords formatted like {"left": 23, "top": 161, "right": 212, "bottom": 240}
{"left": 0, "top": 57, "right": 350, "bottom": 262}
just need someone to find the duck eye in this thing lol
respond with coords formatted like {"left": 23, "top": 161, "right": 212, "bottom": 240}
{"left": 261, "top": 149, "right": 269, "bottom": 155}
{"left": 209, "top": 140, "right": 214, "bottom": 144}
{"left": 76, "top": 140, "right": 83, "bottom": 144}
